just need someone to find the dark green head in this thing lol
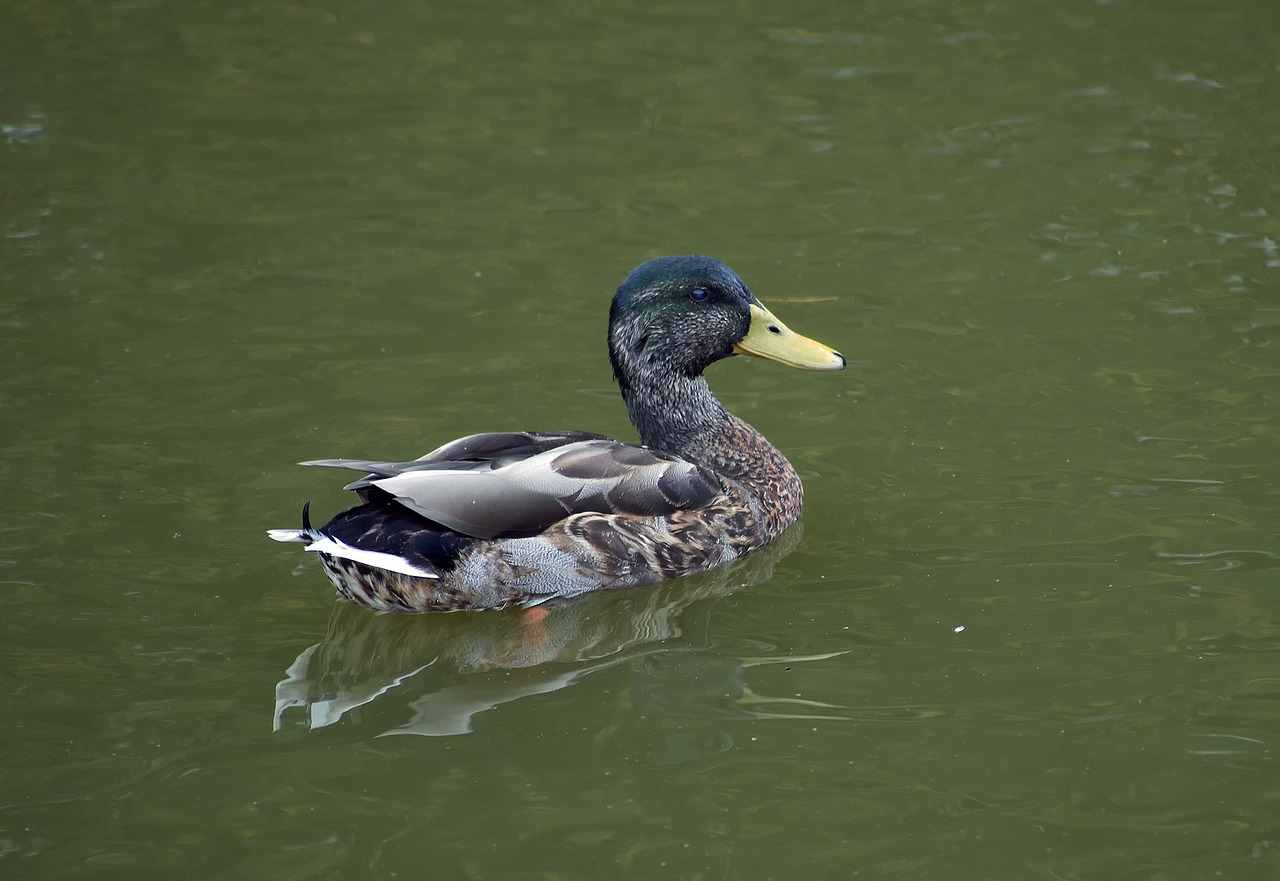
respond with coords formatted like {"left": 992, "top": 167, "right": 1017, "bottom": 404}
{"left": 608, "top": 255, "right": 845, "bottom": 392}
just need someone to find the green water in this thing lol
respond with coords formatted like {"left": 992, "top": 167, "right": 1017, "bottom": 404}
{"left": 3, "top": 0, "right": 1277, "bottom": 878}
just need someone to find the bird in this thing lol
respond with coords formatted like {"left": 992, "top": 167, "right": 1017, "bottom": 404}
{"left": 268, "top": 255, "right": 844, "bottom": 612}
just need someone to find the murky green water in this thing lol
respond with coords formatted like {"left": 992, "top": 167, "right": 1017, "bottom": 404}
{"left": 3, "top": 0, "right": 1277, "bottom": 878}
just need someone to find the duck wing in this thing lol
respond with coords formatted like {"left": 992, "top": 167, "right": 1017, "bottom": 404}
{"left": 301, "top": 435, "right": 722, "bottom": 540}
{"left": 302, "top": 431, "right": 607, "bottom": 481}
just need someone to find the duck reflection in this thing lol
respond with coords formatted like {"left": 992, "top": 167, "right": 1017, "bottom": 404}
{"left": 275, "top": 525, "right": 849, "bottom": 742}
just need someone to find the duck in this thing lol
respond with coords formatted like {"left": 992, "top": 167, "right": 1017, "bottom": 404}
{"left": 268, "top": 255, "right": 845, "bottom": 612}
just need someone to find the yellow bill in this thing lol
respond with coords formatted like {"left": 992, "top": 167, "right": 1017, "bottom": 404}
{"left": 733, "top": 302, "right": 846, "bottom": 371}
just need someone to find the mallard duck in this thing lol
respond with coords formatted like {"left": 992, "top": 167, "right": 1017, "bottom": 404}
{"left": 269, "top": 255, "right": 844, "bottom": 612}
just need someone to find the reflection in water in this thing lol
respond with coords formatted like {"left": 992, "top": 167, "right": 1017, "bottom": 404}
{"left": 274, "top": 525, "right": 848, "bottom": 742}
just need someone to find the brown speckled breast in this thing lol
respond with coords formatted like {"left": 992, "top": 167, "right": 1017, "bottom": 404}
{"left": 683, "top": 414, "right": 804, "bottom": 543}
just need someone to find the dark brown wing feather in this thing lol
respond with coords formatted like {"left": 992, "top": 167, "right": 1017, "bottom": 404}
{"left": 414, "top": 431, "right": 610, "bottom": 466}
{"left": 301, "top": 431, "right": 609, "bottom": 491}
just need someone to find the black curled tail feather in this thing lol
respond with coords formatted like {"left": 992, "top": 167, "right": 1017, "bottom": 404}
{"left": 300, "top": 499, "right": 326, "bottom": 541}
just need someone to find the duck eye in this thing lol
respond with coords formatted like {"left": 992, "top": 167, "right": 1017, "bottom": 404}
{"left": 689, "top": 287, "right": 709, "bottom": 302}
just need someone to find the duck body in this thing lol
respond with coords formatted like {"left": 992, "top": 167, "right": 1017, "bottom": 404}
{"left": 270, "top": 255, "right": 844, "bottom": 612}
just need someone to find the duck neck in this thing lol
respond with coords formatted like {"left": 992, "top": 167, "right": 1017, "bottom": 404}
{"left": 622, "top": 372, "right": 728, "bottom": 457}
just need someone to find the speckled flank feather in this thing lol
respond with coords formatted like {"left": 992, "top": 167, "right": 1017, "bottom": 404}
{"left": 271, "top": 255, "right": 844, "bottom": 612}
{"left": 311, "top": 478, "right": 764, "bottom": 613}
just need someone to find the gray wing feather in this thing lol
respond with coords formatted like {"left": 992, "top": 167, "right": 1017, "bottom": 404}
{"left": 337, "top": 438, "right": 722, "bottom": 540}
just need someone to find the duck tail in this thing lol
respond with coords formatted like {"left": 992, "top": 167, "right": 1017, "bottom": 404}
{"left": 266, "top": 500, "right": 323, "bottom": 544}
{"left": 269, "top": 501, "right": 439, "bottom": 579}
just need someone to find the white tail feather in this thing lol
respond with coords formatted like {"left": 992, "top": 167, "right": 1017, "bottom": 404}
{"left": 302, "top": 535, "right": 438, "bottom": 579}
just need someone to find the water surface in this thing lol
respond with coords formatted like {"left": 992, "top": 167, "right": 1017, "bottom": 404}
{"left": 2, "top": 1, "right": 1277, "bottom": 878}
